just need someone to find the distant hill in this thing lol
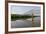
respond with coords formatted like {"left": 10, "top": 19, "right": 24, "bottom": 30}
{"left": 24, "top": 9, "right": 40, "bottom": 16}
{"left": 11, "top": 9, "right": 40, "bottom": 16}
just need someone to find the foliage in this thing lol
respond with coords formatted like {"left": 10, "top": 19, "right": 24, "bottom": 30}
{"left": 11, "top": 14, "right": 40, "bottom": 21}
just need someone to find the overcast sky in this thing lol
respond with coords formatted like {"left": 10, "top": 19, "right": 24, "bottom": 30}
{"left": 11, "top": 5, "right": 41, "bottom": 16}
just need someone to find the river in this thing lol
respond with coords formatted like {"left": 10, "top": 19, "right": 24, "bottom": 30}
{"left": 11, "top": 17, "right": 40, "bottom": 28}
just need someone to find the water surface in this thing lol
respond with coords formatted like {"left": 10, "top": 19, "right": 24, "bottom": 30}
{"left": 11, "top": 17, "right": 40, "bottom": 28}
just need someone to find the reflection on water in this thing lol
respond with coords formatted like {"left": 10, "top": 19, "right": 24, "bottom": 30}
{"left": 11, "top": 17, "right": 40, "bottom": 28}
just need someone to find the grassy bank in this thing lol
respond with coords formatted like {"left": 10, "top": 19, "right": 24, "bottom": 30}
{"left": 11, "top": 14, "right": 40, "bottom": 21}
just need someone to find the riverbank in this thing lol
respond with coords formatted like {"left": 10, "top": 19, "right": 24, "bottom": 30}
{"left": 11, "top": 14, "right": 40, "bottom": 21}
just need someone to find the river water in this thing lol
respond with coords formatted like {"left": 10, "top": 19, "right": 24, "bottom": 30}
{"left": 11, "top": 17, "right": 40, "bottom": 28}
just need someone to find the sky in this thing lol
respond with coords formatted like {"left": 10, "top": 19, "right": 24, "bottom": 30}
{"left": 11, "top": 5, "right": 41, "bottom": 16}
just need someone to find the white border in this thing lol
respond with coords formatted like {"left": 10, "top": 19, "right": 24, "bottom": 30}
{"left": 8, "top": 3, "right": 43, "bottom": 32}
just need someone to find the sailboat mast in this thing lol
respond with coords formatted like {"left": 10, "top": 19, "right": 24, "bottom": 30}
{"left": 32, "top": 9, "right": 34, "bottom": 27}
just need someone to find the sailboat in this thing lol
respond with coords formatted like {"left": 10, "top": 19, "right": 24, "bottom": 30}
{"left": 32, "top": 9, "right": 34, "bottom": 27}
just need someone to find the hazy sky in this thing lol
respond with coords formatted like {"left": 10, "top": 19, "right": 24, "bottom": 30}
{"left": 11, "top": 5, "right": 41, "bottom": 15}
